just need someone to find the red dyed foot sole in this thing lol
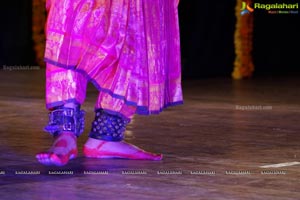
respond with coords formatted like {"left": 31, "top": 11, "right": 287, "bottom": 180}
{"left": 36, "top": 149, "right": 77, "bottom": 166}
{"left": 83, "top": 147, "right": 163, "bottom": 161}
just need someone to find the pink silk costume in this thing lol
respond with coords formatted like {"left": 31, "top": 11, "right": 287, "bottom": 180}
{"left": 45, "top": 0, "right": 183, "bottom": 120}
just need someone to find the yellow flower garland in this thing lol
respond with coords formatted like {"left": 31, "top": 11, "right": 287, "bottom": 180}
{"left": 32, "top": 0, "right": 46, "bottom": 67}
{"left": 232, "top": 0, "right": 254, "bottom": 79}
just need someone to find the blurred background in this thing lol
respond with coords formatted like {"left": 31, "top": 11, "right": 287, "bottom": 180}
{"left": 0, "top": 0, "right": 299, "bottom": 78}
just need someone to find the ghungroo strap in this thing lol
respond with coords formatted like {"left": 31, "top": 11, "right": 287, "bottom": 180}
{"left": 89, "top": 109, "right": 129, "bottom": 142}
{"left": 44, "top": 105, "right": 85, "bottom": 137}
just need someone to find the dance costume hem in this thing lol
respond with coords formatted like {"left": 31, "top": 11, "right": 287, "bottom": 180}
{"left": 45, "top": 58, "right": 183, "bottom": 116}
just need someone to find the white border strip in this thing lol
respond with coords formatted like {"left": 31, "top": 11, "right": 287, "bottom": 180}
{"left": 260, "top": 162, "right": 300, "bottom": 168}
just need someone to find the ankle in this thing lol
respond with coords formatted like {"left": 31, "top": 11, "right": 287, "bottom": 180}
{"left": 54, "top": 131, "right": 77, "bottom": 140}
{"left": 44, "top": 104, "right": 85, "bottom": 138}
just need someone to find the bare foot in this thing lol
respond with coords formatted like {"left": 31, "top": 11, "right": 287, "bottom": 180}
{"left": 36, "top": 132, "right": 78, "bottom": 166}
{"left": 83, "top": 138, "right": 163, "bottom": 160}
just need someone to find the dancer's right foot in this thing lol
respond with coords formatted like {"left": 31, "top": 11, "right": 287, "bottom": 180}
{"left": 36, "top": 132, "right": 78, "bottom": 166}
{"left": 83, "top": 138, "right": 163, "bottom": 160}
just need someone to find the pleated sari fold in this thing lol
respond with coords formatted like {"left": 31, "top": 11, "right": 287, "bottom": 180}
{"left": 45, "top": 0, "right": 183, "bottom": 114}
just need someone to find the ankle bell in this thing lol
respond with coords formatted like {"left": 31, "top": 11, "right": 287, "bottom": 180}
{"left": 44, "top": 104, "right": 85, "bottom": 137}
{"left": 89, "top": 109, "right": 129, "bottom": 142}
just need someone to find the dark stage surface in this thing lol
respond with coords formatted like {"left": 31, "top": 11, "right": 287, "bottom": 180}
{"left": 0, "top": 69, "right": 299, "bottom": 199}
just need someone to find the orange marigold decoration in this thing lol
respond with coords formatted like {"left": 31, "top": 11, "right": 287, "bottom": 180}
{"left": 232, "top": 0, "right": 254, "bottom": 79}
{"left": 32, "top": 0, "right": 46, "bottom": 67}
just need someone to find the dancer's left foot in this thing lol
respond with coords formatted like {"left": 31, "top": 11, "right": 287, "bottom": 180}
{"left": 83, "top": 138, "right": 163, "bottom": 160}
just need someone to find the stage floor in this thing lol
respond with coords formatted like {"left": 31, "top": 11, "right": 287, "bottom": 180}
{"left": 0, "top": 69, "right": 299, "bottom": 200}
